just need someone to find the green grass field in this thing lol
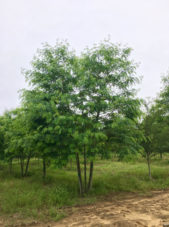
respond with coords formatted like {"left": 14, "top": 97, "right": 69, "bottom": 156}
{"left": 1, "top": 157, "right": 169, "bottom": 224}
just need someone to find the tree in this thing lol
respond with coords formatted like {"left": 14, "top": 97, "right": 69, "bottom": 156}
{"left": 140, "top": 100, "right": 169, "bottom": 179}
{"left": 153, "top": 74, "right": 169, "bottom": 158}
{"left": 141, "top": 106, "right": 154, "bottom": 180}
{"left": 3, "top": 108, "right": 35, "bottom": 177}
{"left": 71, "top": 40, "right": 141, "bottom": 194}
{"left": 21, "top": 40, "right": 141, "bottom": 194}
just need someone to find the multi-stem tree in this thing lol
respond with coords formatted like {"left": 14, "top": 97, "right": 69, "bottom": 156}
{"left": 22, "top": 40, "right": 141, "bottom": 194}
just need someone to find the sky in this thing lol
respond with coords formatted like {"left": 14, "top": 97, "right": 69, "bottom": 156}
{"left": 0, "top": 0, "right": 169, "bottom": 114}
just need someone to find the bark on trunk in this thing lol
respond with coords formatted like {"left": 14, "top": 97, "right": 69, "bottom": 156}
{"left": 76, "top": 152, "right": 83, "bottom": 195}
{"left": 87, "top": 161, "right": 94, "bottom": 192}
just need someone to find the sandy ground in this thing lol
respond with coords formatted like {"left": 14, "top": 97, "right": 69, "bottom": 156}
{"left": 55, "top": 191, "right": 169, "bottom": 227}
{"left": 3, "top": 190, "right": 169, "bottom": 227}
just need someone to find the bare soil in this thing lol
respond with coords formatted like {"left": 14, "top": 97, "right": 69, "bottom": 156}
{"left": 3, "top": 190, "right": 169, "bottom": 227}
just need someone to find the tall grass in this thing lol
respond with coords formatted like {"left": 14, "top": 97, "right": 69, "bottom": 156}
{"left": 0, "top": 157, "right": 169, "bottom": 223}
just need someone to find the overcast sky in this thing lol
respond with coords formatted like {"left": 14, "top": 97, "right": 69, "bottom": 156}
{"left": 0, "top": 0, "right": 169, "bottom": 114}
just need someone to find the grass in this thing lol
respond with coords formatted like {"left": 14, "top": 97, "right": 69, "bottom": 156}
{"left": 1, "top": 156, "right": 169, "bottom": 224}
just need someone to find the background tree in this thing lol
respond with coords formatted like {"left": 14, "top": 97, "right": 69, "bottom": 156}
{"left": 154, "top": 74, "right": 169, "bottom": 158}
{"left": 3, "top": 108, "right": 35, "bottom": 176}
{"left": 0, "top": 116, "right": 5, "bottom": 165}
{"left": 140, "top": 99, "right": 169, "bottom": 179}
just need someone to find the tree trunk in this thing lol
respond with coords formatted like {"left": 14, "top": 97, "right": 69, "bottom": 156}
{"left": 76, "top": 152, "right": 83, "bottom": 195}
{"left": 43, "top": 158, "right": 46, "bottom": 179}
{"left": 160, "top": 152, "right": 163, "bottom": 159}
{"left": 83, "top": 145, "right": 87, "bottom": 193}
{"left": 24, "top": 153, "right": 31, "bottom": 177}
{"left": 147, "top": 154, "right": 152, "bottom": 180}
{"left": 87, "top": 161, "right": 94, "bottom": 192}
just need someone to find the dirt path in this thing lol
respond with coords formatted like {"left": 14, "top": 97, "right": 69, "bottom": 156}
{"left": 54, "top": 190, "right": 169, "bottom": 227}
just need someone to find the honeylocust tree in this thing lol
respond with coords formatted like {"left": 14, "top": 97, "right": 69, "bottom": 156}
{"left": 22, "top": 40, "right": 141, "bottom": 193}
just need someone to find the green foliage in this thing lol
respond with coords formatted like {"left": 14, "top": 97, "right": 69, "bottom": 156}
{"left": 104, "top": 116, "right": 142, "bottom": 160}
{"left": 18, "top": 40, "right": 141, "bottom": 193}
